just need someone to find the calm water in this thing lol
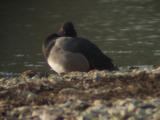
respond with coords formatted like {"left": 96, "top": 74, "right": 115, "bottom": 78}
{"left": 0, "top": 0, "right": 160, "bottom": 74}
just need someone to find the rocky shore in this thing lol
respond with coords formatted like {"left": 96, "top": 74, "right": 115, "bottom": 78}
{"left": 0, "top": 67, "right": 160, "bottom": 120}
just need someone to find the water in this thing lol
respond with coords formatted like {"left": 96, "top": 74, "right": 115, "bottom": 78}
{"left": 0, "top": 0, "right": 160, "bottom": 73}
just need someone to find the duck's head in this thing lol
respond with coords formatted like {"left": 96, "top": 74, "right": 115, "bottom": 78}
{"left": 58, "top": 22, "right": 77, "bottom": 37}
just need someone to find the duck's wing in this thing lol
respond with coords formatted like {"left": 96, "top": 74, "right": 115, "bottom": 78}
{"left": 62, "top": 37, "right": 116, "bottom": 70}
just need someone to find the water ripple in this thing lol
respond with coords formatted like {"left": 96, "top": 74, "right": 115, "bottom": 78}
{"left": 153, "top": 50, "right": 160, "bottom": 56}
{"left": 104, "top": 50, "right": 132, "bottom": 54}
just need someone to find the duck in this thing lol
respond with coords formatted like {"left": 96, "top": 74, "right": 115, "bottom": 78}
{"left": 42, "top": 22, "right": 117, "bottom": 74}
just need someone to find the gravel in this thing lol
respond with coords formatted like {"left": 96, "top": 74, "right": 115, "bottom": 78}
{"left": 0, "top": 67, "right": 160, "bottom": 120}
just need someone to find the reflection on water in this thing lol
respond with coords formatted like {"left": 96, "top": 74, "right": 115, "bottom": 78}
{"left": 0, "top": 0, "right": 160, "bottom": 73}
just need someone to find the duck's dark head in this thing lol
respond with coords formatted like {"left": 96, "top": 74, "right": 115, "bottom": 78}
{"left": 58, "top": 22, "right": 77, "bottom": 37}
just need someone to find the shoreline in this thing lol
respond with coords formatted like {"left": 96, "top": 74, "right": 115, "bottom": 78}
{"left": 0, "top": 67, "right": 160, "bottom": 119}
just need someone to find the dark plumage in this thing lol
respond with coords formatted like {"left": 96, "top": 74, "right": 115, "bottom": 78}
{"left": 58, "top": 22, "right": 77, "bottom": 37}
{"left": 42, "top": 22, "right": 117, "bottom": 73}
{"left": 60, "top": 37, "right": 116, "bottom": 70}
{"left": 42, "top": 33, "right": 59, "bottom": 59}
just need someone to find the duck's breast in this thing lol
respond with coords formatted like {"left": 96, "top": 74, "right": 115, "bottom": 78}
{"left": 47, "top": 37, "right": 89, "bottom": 74}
